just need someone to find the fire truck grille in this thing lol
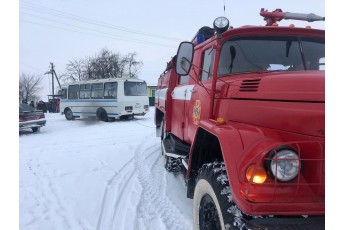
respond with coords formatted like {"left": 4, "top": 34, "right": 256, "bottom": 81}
{"left": 243, "top": 141, "right": 325, "bottom": 204}
{"left": 239, "top": 79, "right": 261, "bottom": 92}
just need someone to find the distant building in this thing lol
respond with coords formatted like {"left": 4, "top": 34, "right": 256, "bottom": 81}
{"left": 147, "top": 85, "right": 157, "bottom": 106}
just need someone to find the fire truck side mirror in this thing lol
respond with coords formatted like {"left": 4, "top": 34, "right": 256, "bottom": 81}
{"left": 176, "top": 42, "right": 194, "bottom": 76}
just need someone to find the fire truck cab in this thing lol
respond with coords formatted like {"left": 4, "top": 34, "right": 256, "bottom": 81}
{"left": 155, "top": 9, "right": 325, "bottom": 230}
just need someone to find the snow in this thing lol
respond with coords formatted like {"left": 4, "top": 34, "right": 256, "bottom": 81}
{"left": 19, "top": 108, "right": 193, "bottom": 230}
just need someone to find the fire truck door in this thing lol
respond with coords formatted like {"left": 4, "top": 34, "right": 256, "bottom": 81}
{"left": 185, "top": 46, "right": 215, "bottom": 142}
{"left": 171, "top": 83, "right": 194, "bottom": 141}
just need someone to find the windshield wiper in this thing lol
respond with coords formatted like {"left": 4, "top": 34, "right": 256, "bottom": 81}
{"left": 286, "top": 40, "right": 292, "bottom": 57}
{"left": 228, "top": 45, "right": 237, "bottom": 73}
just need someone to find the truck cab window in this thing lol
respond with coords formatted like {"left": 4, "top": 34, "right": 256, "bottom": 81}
{"left": 201, "top": 47, "right": 215, "bottom": 81}
{"left": 179, "top": 75, "right": 189, "bottom": 85}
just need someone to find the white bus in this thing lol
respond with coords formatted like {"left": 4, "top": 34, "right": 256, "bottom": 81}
{"left": 59, "top": 78, "right": 149, "bottom": 121}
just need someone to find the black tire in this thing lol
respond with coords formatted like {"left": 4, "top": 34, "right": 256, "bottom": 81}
{"left": 97, "top": 108, "right": 108, "bottom": 122}
{"left": 164, "top": 156, "right": 182, "bottom": 172}
{"left": 122, "top": 114, "right": 134, "bottom": 120}
{"left": 193, "top": 162, "right": 250, "bottom": 230}
{"left": 65, "top": 108, "right": 75, "bottom": 120}
{"left": 32, "top": 127, "right": 39, "bottom": 133}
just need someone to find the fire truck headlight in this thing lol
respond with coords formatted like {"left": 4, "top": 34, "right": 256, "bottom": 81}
{"left": 267, "top": 148, "right": 301, "bottom": 182}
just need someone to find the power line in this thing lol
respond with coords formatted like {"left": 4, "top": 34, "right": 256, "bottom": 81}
{"left": 21, "top": 12, "right": 177, "bottom": 48}
{"left": 20, "top": 62, "right": 45, "bottom": 72}
{"left": 20, "top": 1, "right": 183, "bottom": 42}
{"left": 20, "top": 19, "right": 177, "bottom": 49}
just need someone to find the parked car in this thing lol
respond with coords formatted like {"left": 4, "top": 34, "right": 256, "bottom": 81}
{"left": 19, "top": 104, "right": 46, "bottom": 132}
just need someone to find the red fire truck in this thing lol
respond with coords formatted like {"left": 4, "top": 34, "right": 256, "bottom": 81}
{"left": 155, "top": 8, "right": 325, "bottom": 230}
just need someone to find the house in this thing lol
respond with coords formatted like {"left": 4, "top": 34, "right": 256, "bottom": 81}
{"left": 147, "top": 85, "right": 157, "bottom": 106}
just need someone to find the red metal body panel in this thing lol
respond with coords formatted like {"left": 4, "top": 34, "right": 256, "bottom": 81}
{"left": 156, "top": 65, "right": 178, "bottom": 132}
{"left": 194, "top": 120, "right": 324, "bottom": 215}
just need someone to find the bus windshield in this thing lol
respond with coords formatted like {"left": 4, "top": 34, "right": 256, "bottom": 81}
{"left": 124, "top": 82, "right": 147, "bottom": 96}
{"left": 218, "top": 36, "right": 325, "bottom": 75}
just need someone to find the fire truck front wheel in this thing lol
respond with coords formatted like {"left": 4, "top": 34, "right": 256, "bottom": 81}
{"left": 193, "top": 162, "right": 248, "bottom": 230}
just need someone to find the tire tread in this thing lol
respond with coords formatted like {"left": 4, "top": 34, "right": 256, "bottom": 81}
{"left": 196, "top": 162, "right": 248, "bottom": 230}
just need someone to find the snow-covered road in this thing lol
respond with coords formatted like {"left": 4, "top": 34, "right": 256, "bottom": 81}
{"left": 19, "top": 108, "right": 193, "bottom": 230}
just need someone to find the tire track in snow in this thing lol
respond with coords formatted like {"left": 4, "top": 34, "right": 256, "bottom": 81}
{"left": 96, "top": 157, "right": 136, "bottom": 230}
{"left": 97, "top": 134, "right": 192, "bottom": 230}
{"left": 24, "top": 156, "right": 86, "bottom": 230}
{"left": 97, "top": 143, "right": 160, "bottom": 230}
{"left": 134, "top": 140, "right": 192, "bottom": 230}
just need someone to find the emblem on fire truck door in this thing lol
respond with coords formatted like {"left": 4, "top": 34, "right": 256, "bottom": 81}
{"left": 193, "top": 100, "right": 201, "bottom": 125}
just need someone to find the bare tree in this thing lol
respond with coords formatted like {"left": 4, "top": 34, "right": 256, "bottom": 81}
{"left": 63, "top": 59, "right": 86, "bottom": 82}
{"left": 63, "top": 48, "right": 143, "bottom": 82}
{"left": 118, "top": 57, "right": 128, "bottom": 78}
{"left": 84, "top": 56, "right": 94, "bottom": 80}
{"left": 19, "top": 73, "right": 43, "bottom": 103}
{"left": 124, "top": 52, "right": 143, "bottom": 78}
{"left": 90, "top": 49, "right": 122, "bottom": 79}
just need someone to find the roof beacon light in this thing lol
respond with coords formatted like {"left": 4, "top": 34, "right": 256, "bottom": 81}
{"left": 213, "top": 16, "right": 229, "bottom": 34}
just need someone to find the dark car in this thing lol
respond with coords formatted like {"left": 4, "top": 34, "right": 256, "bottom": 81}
{"left": 19, "top": 104, "right": 46, "bottom": 132}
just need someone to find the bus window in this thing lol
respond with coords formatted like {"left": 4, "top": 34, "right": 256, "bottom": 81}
{"left": 124, "top": 82, "right": 147, "bottom": 96}
{"left": 68, "top": 85, "right": 79, "bottom": 99}
{"left": 91, "top": 83, "right": 104, "bottom": 99}
{"left": 59, "top": 88, "right": 67, "bottom": 99}
{"left": 104, "top": 82, "right": 118, "bottom": 99}
{"left": 79, "top": 84, "right": 91, "bottom": 99}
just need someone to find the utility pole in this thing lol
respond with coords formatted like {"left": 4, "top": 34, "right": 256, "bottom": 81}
{"left": 50, "top": 62, "right": 55, "bottom": 97}
{"left": 45, "top": 62, "right": 62, "bottom": 96}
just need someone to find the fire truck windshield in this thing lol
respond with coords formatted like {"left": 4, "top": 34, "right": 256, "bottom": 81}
{"left": 218, "top": 36, "right": 325, "bottom": 75}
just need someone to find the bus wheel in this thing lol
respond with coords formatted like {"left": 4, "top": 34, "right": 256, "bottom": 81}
{"left": 65, "top": 108, "right": 75, "bottom": 120}
{"left": 97, "top": 108, "right": 108, "bottom": 122}
{"left": 193, "top": 162, "right": 248, "bottom": 230}
{"left": 32, "top": 127, "right": 39, "bottom": 133}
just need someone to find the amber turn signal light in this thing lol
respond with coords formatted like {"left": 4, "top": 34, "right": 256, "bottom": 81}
{"left": 216, "top": 117, "right": 226, "bottom": 125}
{"left": 246, "top": 165, "right": 267, "bottom": 184}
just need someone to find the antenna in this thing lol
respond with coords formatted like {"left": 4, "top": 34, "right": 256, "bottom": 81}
{"left": 223, "top": 0, "right": 226, "bottom": 16}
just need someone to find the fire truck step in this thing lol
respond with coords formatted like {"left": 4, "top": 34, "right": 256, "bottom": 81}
{"left": 181, "top": 158, "right": 189, "bottom": 170}
{"left": 162, "top": 134, "right": 190, "bottom": 157}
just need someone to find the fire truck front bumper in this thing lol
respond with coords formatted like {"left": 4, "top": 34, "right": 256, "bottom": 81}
{"left": 244, "top": 216, "right": 325, "bottom": 230}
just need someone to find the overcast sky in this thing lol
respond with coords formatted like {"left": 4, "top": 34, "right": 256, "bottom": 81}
{"left": 19, "top": 0, "right": 325, "bottom": 100}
